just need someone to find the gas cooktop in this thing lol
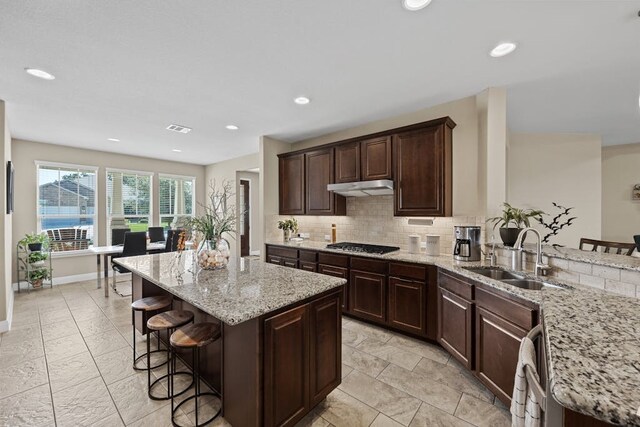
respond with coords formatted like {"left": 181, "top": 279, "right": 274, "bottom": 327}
{"left": 325, "top": 242, "right": 400, "bottom": 255}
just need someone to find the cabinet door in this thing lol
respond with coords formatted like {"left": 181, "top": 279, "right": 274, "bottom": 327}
{"left": 393, "top": 124, "right": 452, "bottom": 216}
{"left": 438, "top": 287, "right": 473, "bottom": 369}
{"left": 349, "top": 270, "right": 386, "bottom": 323}
{"left": 335, "top": 142, "right": 360, "bottom": 183}
{"left": 361, "top": 136, "right": 392, "bottom": 180}
{"left": 318, "top": 264, "right": 349, "bottom": 311}
{"left": 388, "top": 277, "right": 426, "bottom": 336}
{"left": 309, "top": 293, "right": 342, "bottom": 406}
{"left": 267, "top": 255, "right": 284, "bottom": 265}
{"left": 476, "top": 306, "right": 527, "bottom": 405}
{"left": 279, "top": 153, "right": 305, "bottom": 215}
{"left": 264, "top": 305, "right": 310, "bottom": 427}
{"left": 282, "top": 258, "right": 298, "bottom": 269}
{"left": 299, "top": 261, "right": 317, "bottom": 272}
{"left": 306, "top": 148, "right": 342, "bottom": 215}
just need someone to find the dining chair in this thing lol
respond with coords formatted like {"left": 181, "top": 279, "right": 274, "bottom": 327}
{"left": 578, "top": 238, "right": 636, "bottom": 256}
{"left": 111, "top": 231, "right": 147, "bottom": 288}
{"left": 148, "top": 227, "right": 165, "bottom": 243}
{"left": 634, "top": 235, "right": 640, "bottom": 252}
{"left": 111, "top": 228, "right": 131, "bottom": 246}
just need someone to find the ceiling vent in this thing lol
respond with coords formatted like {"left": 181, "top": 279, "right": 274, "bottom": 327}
{"left": 166, "top": 124, "right": 192, "bottom": 134}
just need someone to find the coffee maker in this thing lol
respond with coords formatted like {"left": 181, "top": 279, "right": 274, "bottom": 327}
{"left": 453, "top": 226, "right": 481, "bottom": 261}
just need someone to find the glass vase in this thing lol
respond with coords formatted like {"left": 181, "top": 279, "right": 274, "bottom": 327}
{"left": 197, "top": 238, "right": 230, "bottom": 270}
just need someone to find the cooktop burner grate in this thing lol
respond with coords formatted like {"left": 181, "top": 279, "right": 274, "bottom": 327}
{"left": 326, "top": 242, "right": 400, "bottom": 255}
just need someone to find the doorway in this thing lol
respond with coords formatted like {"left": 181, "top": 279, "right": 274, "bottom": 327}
{"left": 240, "top": 179, "right": 250, "bottom": 257}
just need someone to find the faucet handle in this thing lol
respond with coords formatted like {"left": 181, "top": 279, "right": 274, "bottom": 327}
{"left": 536, "top": 264, "right": 552, "bottom": 277}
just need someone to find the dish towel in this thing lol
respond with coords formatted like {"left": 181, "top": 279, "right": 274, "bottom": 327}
{"left": 511, "top": 336, "right": 542, "bottom": 427}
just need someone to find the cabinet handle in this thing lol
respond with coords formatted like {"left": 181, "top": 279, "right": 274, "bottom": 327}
{"left": 321, "top": 268, "right": 343, "bottom": 277}
{"left": 442, "top": 293, "right": 466, "bottom": 310}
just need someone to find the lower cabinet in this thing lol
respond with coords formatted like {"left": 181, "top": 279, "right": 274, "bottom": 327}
{"left": 318, "top": 264, "right": 349, "bottom": 311}
{"left": 437, "top": 287, "right": 474, "bottom": 369}
{"left": 263, "top": 291, "right": 341, "bottom": 427}
{"left": 349, "top": 270, "right": 386, "bottom": 323}
{"left": 388, "top": 277, "right": 427, "bottom": 336}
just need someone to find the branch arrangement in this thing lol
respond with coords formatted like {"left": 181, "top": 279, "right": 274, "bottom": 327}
{"left": 188, "top": 180, "right": 238, "bottom": 241}
{"left": 535, "top": 202, "right": 577, "bottom": 244}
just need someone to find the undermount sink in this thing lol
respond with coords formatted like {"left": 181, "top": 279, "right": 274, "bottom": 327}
{"left": 463, "top": 267, "right": 524, "bottom": 281}
{"left": 501, "top": 279, "right": 564, "bottom": 291}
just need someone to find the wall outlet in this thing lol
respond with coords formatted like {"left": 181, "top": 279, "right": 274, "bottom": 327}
{"left": 324, "top": 234, "right": 331, "bottom": 242}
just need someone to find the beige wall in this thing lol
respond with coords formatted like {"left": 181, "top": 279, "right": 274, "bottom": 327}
{"left": 507, "top": 133, "right": 602, "bottom": 248}
{"left": 204, "top": 152, "right": 259, "bottom": 257}
{"left": 602, "top": 143, "right": 640, "bottom": 243}
{"left": 12, "top": 139, "right": 206, "bottom": 281}
{"left": 0, "top": 101, "right": 12, "bottom": 328}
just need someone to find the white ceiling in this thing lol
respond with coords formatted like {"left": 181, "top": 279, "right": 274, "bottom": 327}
{"left": 1, "top": 0, "right": 639, "bottom": 165}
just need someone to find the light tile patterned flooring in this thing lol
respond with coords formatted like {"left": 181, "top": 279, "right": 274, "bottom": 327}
{"left": 0, "top": 281, "right": 510, "bottom": 427}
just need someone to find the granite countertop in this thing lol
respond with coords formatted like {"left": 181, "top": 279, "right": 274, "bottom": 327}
{"left": 114, "top": 251, "right": 346, "bottom": 325}
{"left": 268, "top": 239, "right": 640, "bottom": 425}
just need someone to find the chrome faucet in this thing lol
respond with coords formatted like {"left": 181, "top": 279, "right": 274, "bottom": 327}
{"left": 514, "top": 228, "right": 551, "bottom": 277}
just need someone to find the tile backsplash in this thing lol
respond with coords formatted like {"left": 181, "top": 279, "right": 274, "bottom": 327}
{"left": 266, "top": 195, "right": 485, "bottom": 255}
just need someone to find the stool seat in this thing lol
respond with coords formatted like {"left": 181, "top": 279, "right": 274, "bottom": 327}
{"left": 147, "top": 310, "right": 194, "bottom": 331}
{"left": 170, "top": 322, "right": 221, "bottom": 348}
{"left": 131, "top": 295, "right": 172, "bottom": 312}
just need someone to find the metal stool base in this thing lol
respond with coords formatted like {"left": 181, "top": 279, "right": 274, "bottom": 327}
{"left": 171, "top": 392, "right": 221, "bottom": 427}
{"left": 149, "top": 371, "right": 194, "bottom": 401}
{"left": 133, "top": 349, "right": 169, "bottom": 371}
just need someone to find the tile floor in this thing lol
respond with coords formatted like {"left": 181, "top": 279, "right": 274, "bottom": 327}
{"left": 0, "top": 280, "right": 511, "bottom": 427}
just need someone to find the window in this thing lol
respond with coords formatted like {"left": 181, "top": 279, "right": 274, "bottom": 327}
{"left": 37, "top": 162, "right": 98, "bottom": 251}
{"left": 106, "top": 169, "right": 152, "bottom": 243}
{"left": 159, "top": 175, "right": 195, "bottom": 230}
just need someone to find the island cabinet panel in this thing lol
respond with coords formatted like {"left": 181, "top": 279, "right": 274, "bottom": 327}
{"left": 264, "top": 305, "right": 310, "bottom": 427}
{"left": 305, "top": 148, "right": 346, "bottom": 216}
{"left": 309, "top": 293, "right": 342, "bottom": 406}
{"left": 393, "top": 119, "right": 453, "bottom": 217}
{"left": 335, "top": 141, "right": 360, "bottom": 183}
{"left": 279, "top": 153, "right": 305, "bottom": 215}
{"left": 438, "top": 287, "right": 474, "bottom": 369}
{"left": 475, "top": 306, "right": 527, "bottom": 404}
{"left": 388, "top": 277, "right": 426, "bottom": 336}
{"left": 361, "top": 136, "right": 392, "bottom": 180}
{"left": 349, "top": 270, "right": 387, "bottom": 323}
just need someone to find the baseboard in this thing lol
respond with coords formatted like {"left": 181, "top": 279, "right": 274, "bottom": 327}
{"left": 0, "top": 289, "right": 14, "bottom": 333}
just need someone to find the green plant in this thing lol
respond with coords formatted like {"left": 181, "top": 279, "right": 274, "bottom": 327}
{"left": 487, "top": 202, "right": 545, "bottom": 230}
{"left": 28, "top": 268, "right": 51, "bottom": 282}
{"left": 187, "top": 180, "right": 240, "bottom": 241}
{"left": 27, "top": 252, "right": 48, "bottom": 264}
{"left": 277, "top": 218, "right": 298, "bottom": 233}
{"left": 19, "top": 232, "right": 48, "bottom": 247}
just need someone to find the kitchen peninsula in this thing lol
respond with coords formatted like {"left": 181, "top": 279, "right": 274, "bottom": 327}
{"left": 114, "top": 251, "right": 346, "bottom": 427}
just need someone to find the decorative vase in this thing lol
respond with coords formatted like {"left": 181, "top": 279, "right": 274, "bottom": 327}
{"left": 31, "top": 279, "right": 43, "bottom": 289}
{"left": 283, "top": 229, "right": 291, "bottom": 242}
{"left": 499, "top": 228, "right": 523, "bottom": 247}
{"left": 197, "top": 238, "right": 230, "bottom": 270}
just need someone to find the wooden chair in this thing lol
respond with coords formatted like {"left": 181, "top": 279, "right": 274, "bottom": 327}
{"left": 579, "top": 238, "right": 636, "bottom": 256}
{"left": 634, "top": 235, "right": 640, "bottom": 252}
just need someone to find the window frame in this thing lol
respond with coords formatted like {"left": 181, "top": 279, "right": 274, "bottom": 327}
{"left": 35, "top": 161, "right": 99, "bottom": 254}
{"left": 158, "top": 173, "right": 196, "bottom": 229}
{"left": 105, "top": 168, "right": 154, "bottom": 244}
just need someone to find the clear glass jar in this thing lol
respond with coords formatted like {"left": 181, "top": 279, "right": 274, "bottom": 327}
{"left": 197, "top": 238, "right": 230, "bottom": 270}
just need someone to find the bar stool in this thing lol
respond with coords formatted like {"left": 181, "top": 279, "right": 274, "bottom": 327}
{"left": 147, "top": 310, "right": 195, "bottom": 400}
{"left": 170, "top": 322, "right": 222, "bottom": 427}
{"left": 131, "top": 295, "right": 172, "bottom": 370}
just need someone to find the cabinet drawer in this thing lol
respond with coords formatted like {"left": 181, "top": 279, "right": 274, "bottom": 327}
{"left": 299, "top": 250, "right": 317, "bottom": 262}
{"left": 318, "top": 253, "right": 349, "bottom": 268}
{"left": 475, "top": 287, "right": 536, "bottom": 330}
{"left": 317, "top": 264, "right": 348, "bottom": 279}
{"left": 283, "top": 258, "right": 299, "bottom": 269}
{"left": 267, "top": 246, "right": 298, "bottom": 259}
{"left": 438, "top": 271, "right": 474, "bottom": 301}
{"left": 350, "top": 257, "right": 387, "bottom": 274}
{"left": 389, "top": 263, "right": 426, "bottom": 281}
{"left": 267, "top": 255, "right": 283, "bottom": 265}
{"left": 299, "top": 261, "right": 317, "bottom": 273}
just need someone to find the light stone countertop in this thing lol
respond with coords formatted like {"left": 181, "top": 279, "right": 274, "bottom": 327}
{"left": 268, "top": 239, "right": 640, "bottom": 425}
{"left": 114, "top": 251, "right": 346, "bottom": 326}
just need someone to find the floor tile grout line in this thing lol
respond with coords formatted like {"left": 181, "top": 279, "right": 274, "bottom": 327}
{"left": 38, "top": 296, "right": 59, "bottom": 427}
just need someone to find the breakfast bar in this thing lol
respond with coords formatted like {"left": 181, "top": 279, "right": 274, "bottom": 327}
{"left": 114, "top": 251, "right": 346, "bottom": 427}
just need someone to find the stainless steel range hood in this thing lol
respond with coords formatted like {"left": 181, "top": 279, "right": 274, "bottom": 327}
{"left": 327, "top": 180, "right": 394, "bottom": 197}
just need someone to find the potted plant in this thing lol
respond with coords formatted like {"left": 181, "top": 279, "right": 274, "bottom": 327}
{"left": 187, "top": 180, "right": 239, "bottom": 270}
{"left": 28, "top": 268, "right": 51, "bottom": 289}
{"left": 27, "top": 251, "right": 48, "bottom": 268}
{"left": 20, "top": 232, "right": 48, "bottom": 252}
{"left": 277, "top": 218, "right": 298, "bottom": 242}
{"left": 487, "top": 202, "right": 545, "bottom": 246}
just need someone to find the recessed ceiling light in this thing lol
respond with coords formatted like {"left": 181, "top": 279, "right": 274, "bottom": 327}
{"left": 107, "top": 138, "right": 120, "bottom": 142}
{"left": 172, "top": 149, "right": 182, "bottom": 153}
{"left": 402, "top": 0, "right": 432, "bottom": 11}
{"left": 226, "top": 125, "right": 239, "bottom": 130}
{"left": 294, "top": 96, "right": 311, "bottom": 105}
{"left": 25, "top": 68, "right": 55, "bottom": 80}
{"left": 490, "top": 42, "right": 517, "bottom": 58}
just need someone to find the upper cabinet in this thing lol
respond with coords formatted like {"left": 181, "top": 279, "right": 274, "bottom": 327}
{"left": 279, "top": 153, "right": 305, "bottom": 215}
{"left": 361, "top": 136, "right": 392, "bottom": 181}
{"left": 335, "top": 142, "right": 360, "bottom": 183}
{"left": 393, "top": 118, "right": 454, "bottom": 217}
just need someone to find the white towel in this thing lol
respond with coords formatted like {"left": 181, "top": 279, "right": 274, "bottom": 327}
{"left": 511, "top": 336, "right": 542, "bottom": 427}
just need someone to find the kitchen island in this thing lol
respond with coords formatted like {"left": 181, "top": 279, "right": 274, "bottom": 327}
{"left": 114, "top": 251, "right": 346, "bottom": 427}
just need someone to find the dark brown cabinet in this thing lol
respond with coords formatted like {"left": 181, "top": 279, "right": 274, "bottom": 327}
{"left": 438, "top": 287, "right": 474, "bottom": 369}
{"left": 361, "top": 136, "right": 392, "bottom": 180}
{"left": 335, "top": 141, "right": 360, "bottom": 183}
{"left": 309, "top": 294, "right": 342, "bottom": 406}
{"left": 279, "top": 153, "right": 305, "bottom": 215}
{"left": 318, "top": 264, "right": 349, "bottom": 311}
{"left": 388, "top": 277, "right": 426, "bottom": 336}
{"left": 349, "top": 270, "right": 386, "bottom": 323}
{"left": 306, "top": 148, "right": 337, "bottom": 215}
{"left": 393, "top": 118, "right": 454, "bottom": 217}
{"left": 299, "top": 261, "right": 317, "bottom": 272}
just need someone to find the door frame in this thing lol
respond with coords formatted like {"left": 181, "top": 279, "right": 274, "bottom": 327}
{"left": 239, "top": 179, "right": 251, "bottom": 257}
